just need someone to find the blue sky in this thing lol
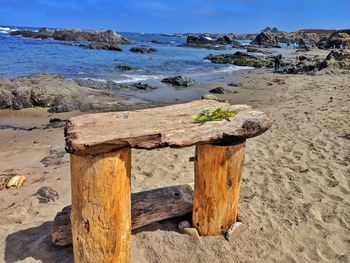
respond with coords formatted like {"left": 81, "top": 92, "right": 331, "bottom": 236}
{"left": 0, "top": 0, "right": 349, "bottom": 33}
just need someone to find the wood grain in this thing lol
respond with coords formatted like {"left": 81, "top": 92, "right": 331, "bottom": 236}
{"left": 70, "top": 149, "right": 131, "bottom": 263}
{"left": 65, "top": 100, "right": 271, "bottom": 155}
{"left": 52, "top": 184, "right": 193, "bottom": 246}
{"left": 193, "top": 141, "right": 246, "bottom": 236}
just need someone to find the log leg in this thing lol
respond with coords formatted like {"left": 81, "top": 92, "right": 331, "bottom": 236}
{"left": 193, "top": 141, "right": 245, "bottom": 236}
{"left": 70, "top": 148, "right": 131, "bottom": 263}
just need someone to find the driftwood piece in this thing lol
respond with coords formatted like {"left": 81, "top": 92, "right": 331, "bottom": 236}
{"left": 65, "top": 100, "right": 272, "bottom": 155}
{"left": 193, "top": 141, "right": 246, "bottom": 236}
{"left": 52, "top": 184, "right": 194, "bottom": 246}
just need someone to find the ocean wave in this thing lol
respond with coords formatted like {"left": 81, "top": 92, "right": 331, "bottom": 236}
{"left": 0, "top": 27, "right": 18, "bottom": 34}
{"left": 113, "top": 74, "right": 162, "bottom": 83}
{"left": 79, "top": 77, "right": 107, "bottom": 83}
{"left": 79, "top": 74, "right": 162, "bottom": 84}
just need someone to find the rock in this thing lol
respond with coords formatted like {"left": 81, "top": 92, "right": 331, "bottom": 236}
{"left": 79, "top": 42, "right": 122, "bottom": 51}
{"left": 0, "top": 73, "right": 151, "bottom": 112}
{"left": 116, "top": 65, "right": 135, "bottom": 71}
{"left": 209, "top": 87, "right": 229, "bottom": 94}
{"left": 131, "top": 82, "right": 156, "bottom": 90}
{"left": 11, "top": 28, "right": 131, "bottom": 44}
{"left": 35, "top": 186, "right": 59, "bottom": 203}
{"left": 187, "top": 34, "right": 215, "bottom": 44}
{"left": 205, "top": 51, "right": 274, "bottom": 68}
{"left": 178, "top": 220, "right": 191, "bottom": 233}
{"left": 250, "top": 31, "right": 280, "bottom": 47}
{"left": 318, "top": 50, "right": 350, "bottom": 71}
{"left": 224, "top": 222, "right": 245, "bottom": 241}
{"left": 280, "top": 50, "right": 350, "bottom": 74}
{"left": 161, "top": 76, "right": 195, "bottom": 87}
{"left": 130, "top": 47, "right": 157, "bottom": 53}
{"left": 317, "top": 29, "right": 350, "bottom": 49}
{"left": 48, "top": 118, "right": 66, "bottom": 128}
{"left": 184, "top": 33, "right": 240, "bottom": 49}
{"left": 48, "top": 96, "right": 77, "bottom": 113}
{"left": 149, "top": 40, "right": 169, "bottom": 44}
{"left": 298, "top": 38, "right": 307, "bottom": 49}
{"left": 40, "top": 146, "right": 66, "bottom": 167}
{"left": 179, "top": 43, "right": 226, "bottom": 50}
{"left": 202, "top": 94, "right": 219, "bottom": 101}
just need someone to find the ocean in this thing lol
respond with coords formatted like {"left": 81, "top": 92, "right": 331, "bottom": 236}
{"left": 0, "top": 25, "right": 252, "bottom": 84}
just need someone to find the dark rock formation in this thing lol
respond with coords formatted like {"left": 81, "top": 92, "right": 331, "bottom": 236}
{"left": 250, "top": 31, "right": 280, "bottom": 47}
{"left": 179, "top": 43, "right": 226, "bottom": 50}
{"left": 209, "top": 87, "right": 230, "bottom": 94}
{"left": 149, "top": 40, "right": 170, "bottom": 44}
{"left": 11, "top": 28, "right": 131, "bottom": 44}
{"left": 278, "top": 50, "right": 350, "bottom": 74}
{"left": 205, "top": 52, "right": 274, "bottom": 68}
{"left": 317, "top": 29, "right": 350, "bottom": 49}
{"left": 161, "top": 76, "right": 195, "bottom": 87}
{"left": 130, "top": 47, "right": 157, "bottom": 53}
{"left": 185, "top": 33, "right": 241, "bottom": 49}
{"left": 35, "top": 186, "right": 59, "bottom": 203}
{"left": 116, "top": 65, "right": 135, "bottom": 71}
{"left": 79, "top": 42, "right": 122, "bottom": 51}
{"left": 319, "top": 50, "right": 350, "bottom": 71}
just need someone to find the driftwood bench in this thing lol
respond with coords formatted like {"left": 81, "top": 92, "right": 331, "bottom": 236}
{"left": 62, "top": 100, "right": 271, "bottom": 262}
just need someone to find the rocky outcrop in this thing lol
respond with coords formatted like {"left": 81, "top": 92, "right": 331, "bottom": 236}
{"left": 0, "top": 73, "right": 150, "bottom": 112}
{"left": 317, "top": 29, "right": 350, "bottom": 49}
{"left": 130, "top": 47, "right": 157, "bottom": 53}
{"left": 277, "top": 50, "right": 350, "bottom": 74}
{"left": 319, "top": 50, "right": 350, "bottom": 71}
{"left": 184, "top": 34, "right": 241, "bottom": 49}
{"left": 79, "top": 42, "right": 122, "bottom": 51}
{"left": 205, "top": 52, "right": 274, "bottom": 68}
{"left": 250, "top": 31, "right": 280, "bottom": 47}
{"left": 11, "top": 28, "right": 131, "bottom": 44}
{"left": 161, "top": 76, "right": 195, "bottom": 87}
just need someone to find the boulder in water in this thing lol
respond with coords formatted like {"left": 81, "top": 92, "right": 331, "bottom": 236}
{"left": 130, "top": 47, "right": 157, "bottom": 53}
{"left": 161, "top": 76, "right": 195, "bottom": 87}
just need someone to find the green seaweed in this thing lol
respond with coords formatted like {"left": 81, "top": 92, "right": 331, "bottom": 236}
{"left": 194, "top": 107, "right": 238, "bottom": 124}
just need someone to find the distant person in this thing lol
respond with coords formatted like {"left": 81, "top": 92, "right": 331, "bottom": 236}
{"left": 340, "top": 44, "right": 343, "bottom": 50}
{"left": 274, "top": 54, "right": 282, "bottom": 71}
{"left": 293, "top": 43, "right": 297, "bottom": 49}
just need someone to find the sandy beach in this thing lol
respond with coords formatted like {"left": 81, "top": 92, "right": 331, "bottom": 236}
{"left": 0, "top": 56, "right": 349, "bottom": 262}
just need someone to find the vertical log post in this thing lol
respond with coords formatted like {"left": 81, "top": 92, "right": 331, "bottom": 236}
{"left": 193, "top": 140, "right": 246, "bottom": 236}
{"left": 70, "top": 148, "right": 131, "bottom": 263}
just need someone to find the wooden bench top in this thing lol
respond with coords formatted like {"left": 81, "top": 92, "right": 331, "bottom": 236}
{"left": 65, "top": 100, "right": 272, "bottom": 155}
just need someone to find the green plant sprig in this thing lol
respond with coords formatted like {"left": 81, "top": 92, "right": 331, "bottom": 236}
{"left": 194, "top": 107, "right": 238, "bottom": 124}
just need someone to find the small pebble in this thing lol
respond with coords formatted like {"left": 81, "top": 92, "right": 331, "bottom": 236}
{"left": 35, "top": 186, "right": 59, "bottom": 203}
{"left": 225, "top": 222, "right": 244, "bottom": 241}
{"left": 178, "top": 220, "right": 191, "bottom": 233}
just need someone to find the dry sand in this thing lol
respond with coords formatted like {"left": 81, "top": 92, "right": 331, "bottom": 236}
{"left": 0, "top": 69, "right": 349, "bottom": 262}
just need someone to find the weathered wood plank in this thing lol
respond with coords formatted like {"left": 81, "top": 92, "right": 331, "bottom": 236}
{"left": 65, "top": 100, "right": 271, "bottom": 155}
{"left": 52, "top": 184, "right": 194, "bottom": 246}
{"left": 193, "top": 141, "right": 245, "bottom": 236}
